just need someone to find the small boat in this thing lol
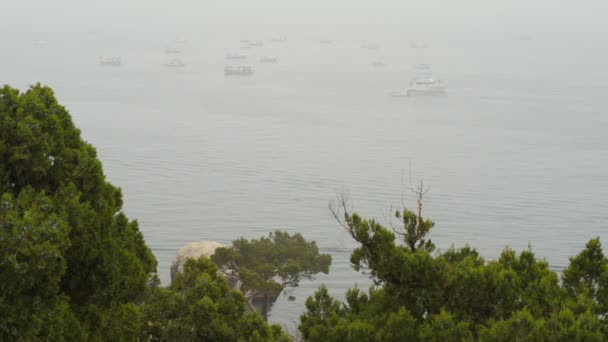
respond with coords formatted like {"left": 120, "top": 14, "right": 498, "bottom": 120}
{"left": 224, "top": 66, "right": 255, "bottom": 76}
{"left": 248, "top": 41, "right": 264, "bottom": 47}
{"left": 164, "top": 58, "right": 185, "bottom": 67}
{"left": 390, "top": 75, "right": 446, "bottom": 97}
{"left": 226, "top": 52, "right": 248, "bottom": 60}
{"left": 165, "top": 47, "right": 181, "bottom": 54}
{"left": 271, "top": 36, "right": 287, "bottom": 43}
{"left": 99, "top": 57, "right": 121, "bottom": 66}
{"left": 372, "top": 61, "right": 386, "bottom": 67}
{"left": 259, "top": 56, "right": 278, "bottom": 63}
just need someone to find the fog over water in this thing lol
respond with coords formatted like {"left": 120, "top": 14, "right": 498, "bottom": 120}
{"left": 3, "top": 0, "right": 608, "bottom": 326}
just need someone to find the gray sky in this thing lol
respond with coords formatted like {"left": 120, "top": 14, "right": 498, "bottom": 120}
{"left": 4, "top": 0, "right": 607, "bottom": 41}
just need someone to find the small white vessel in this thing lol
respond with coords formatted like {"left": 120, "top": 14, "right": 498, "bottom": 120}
{"left": 99, "top": 57, "right": 121, "bottom": 66}
{"left": 224, "top": 66, "right": 255, "bottom": 76}
{"left": 164, "top": 58, "right": 185, "bottom": 67}
{"left": 389, "top": 75, "right": 446, "bottom": 97}
{"left": 226, "top": 52, "right": 248, "bottom": 60}
{"left": 248, "top": 40, "right": 264, "bottom": 47}
{"left": 390, "top": 66, "right": 446, "bottom": 97}
{"left": 259, "top": 56, "right": 278, "bottom": 63}
{"left": 399, "top": 75, "right": 446, "bottom": 96}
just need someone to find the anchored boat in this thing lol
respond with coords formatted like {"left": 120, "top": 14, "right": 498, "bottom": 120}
{"left": 224, "top": 66, "right": 254, "bottom": 76}
{"left": 99, "top": 57, "right": 121, "bottom": 66}
{"left": 226, "top": 52, "right": 248, "bottom": 60}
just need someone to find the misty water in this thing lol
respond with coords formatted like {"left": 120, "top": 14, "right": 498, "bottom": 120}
{"left": 4, "top": 2, "right": 608, "bottom": 327}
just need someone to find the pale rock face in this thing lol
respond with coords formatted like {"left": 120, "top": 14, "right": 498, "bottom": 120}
{"left": 170, "top": 241, "right": 225, "bottom": 281}
{"left": 170, "top": 241, "right": 276, "bottom": 317}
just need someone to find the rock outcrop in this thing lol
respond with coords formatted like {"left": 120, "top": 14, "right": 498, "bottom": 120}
{"left": 170, "top": 241, "right": 225, "bottom": 282}
{"left": 171, "top": 240, "right": 279, "bottom": 318}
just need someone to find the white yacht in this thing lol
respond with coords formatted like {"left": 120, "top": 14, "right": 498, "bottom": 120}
{"left": 99, "top": 57, "right": 121, "bottom": 66}
{"left": 164, "top": 58, "right": 185, "bottom": 67}
{"left": 226, "top": 52, "right": 248, "bottom": 60}
{"left": 390, "top": 67, "right": 446, "bottom": 97}
{"left": 404, "top": 74, "right": 446, "bottom": 95}
{"left": 224, "top": 66, "right": 255, "bottom": 76}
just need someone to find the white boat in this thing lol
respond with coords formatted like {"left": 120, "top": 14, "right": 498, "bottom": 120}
{"left": 403, "top": 74, "right": 446, "bottom": 96}
{"left": 390, "top": 67, "right": 446, "bottom": 97}
{"left": 224, "top": 66, "right": 255, "bottom": 76}
{"left": 164, "top": 58, "right": 185, "bottom": 67}
{"left": 259, "top": 56, "right": 278, "bottom": 63}
{"left": 226, "top": 52, "right": 248, "bottom": 60}
{"left": 99, "top": 57, "right": 121, "bottom": 66}
{"left": 248, "top": 41, "right": 264, "bottom": 47}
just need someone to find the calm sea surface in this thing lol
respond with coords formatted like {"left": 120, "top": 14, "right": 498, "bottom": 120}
{"left": 3, "top": 31, "right": 608, "bottom": 327}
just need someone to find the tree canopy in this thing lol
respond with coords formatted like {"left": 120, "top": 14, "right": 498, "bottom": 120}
{"left": 212, "top": 231, "right": 332, "bottom": 320}
{"left": 299, "top": 198, "right": 608, "bottom": 341}
{"left": 0, "top": 84, "right": 291, "bottom": 341}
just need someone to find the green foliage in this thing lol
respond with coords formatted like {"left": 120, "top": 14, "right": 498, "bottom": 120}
{"left": 0, "top": 84, "right": 156, "bottom": 339}
{"left": 139, "top": 257, "right": 291, "bottom": 341}
{"left": 212, "top": 231, "right": 332, "bottom": 319}
{"left": 299, "top": 203, "right": 608, "bottom": 340}
{"left": 562, "top": 238, "right": 608, "bottom": 316}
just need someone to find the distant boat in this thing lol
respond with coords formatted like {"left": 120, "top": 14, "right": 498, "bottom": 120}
{"left": 271, "top": 36, "right": 287, "bottom": 43}
{"left": 248, "top": 40, "right": 264, "bottom": 47}
{"left": 165, "top": 47, "right": 181, "bottom": 54}
{"left": 259, "top": 56, "right": 278, "bottom": 63}
{"left": 226, "top": 52, "right": 248, "bottom": 60}
{"left": 372, "top": 61, "right": 386, "bottom": 67}
{"left": 390, "top": 65, "right": 446, "bottom": 97}
{"left": 224, "top": 66, "right": 255, "bottom": 76}
{"left": 390, "top": 76, "right": 446, "bottom": 97}
{"left": 164, "top": 58, "right": 185, "bottom": 68}
{"left": 99, "top": 56, "right": 121, "bottom": 66}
